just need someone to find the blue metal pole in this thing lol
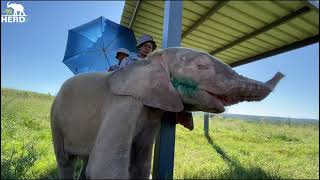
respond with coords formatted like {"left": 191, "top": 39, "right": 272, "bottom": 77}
{"left": 161, "top": 1, "right": 182, "bottom": 48}
{"left": 152, "top": 1, "right": 182, "bottom": 179}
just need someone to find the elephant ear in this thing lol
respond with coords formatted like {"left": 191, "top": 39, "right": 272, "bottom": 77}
{"left": 176, "top": 111, "right": 194, "bottom": 131}
{"left": 107, "top": 53, "right": 184, "bottom": 112}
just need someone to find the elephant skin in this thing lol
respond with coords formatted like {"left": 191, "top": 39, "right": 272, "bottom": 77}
{"left": 51, "top": 47, "right": 284, "bottom": 179}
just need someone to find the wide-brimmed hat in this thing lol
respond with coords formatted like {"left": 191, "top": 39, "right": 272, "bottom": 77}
{"left": 115, "top": 48, "right": 130, "bottom": 58}
{"left": 136, "top": 34, "right": 157, "bottom": 51}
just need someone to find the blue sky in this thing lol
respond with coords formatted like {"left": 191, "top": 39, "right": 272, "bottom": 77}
{"left": 1, "top": 1, "right": 319, "bottom": 119}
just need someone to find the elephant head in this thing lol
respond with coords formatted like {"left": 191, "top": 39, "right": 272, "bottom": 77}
{"left": 108, "top": 47, "right": 283, "bottom": 122}
{"left": 7, "top": 1, "right": 15, "bottom": 9}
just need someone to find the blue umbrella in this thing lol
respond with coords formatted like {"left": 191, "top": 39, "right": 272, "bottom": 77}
{"left": 63, "top": 16, "right": 137, "bottom": 74}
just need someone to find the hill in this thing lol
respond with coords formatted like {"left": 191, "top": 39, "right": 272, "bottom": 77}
{"left": 221, "top": 113, "right": 319, "bottom": 124}
{"left": 1, "top": 88, "right": 319, "bottom": 179}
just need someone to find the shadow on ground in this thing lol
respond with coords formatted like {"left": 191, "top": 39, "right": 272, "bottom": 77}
{"left": 38, "top": 168, "right": 59, "bottom": 179}
{"left": 203, "top": 134, "right": 280, "bottom": 179}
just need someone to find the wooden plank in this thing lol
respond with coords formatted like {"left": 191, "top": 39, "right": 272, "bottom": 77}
{"left": 182, "top": 1, "right": 229, "bottom": 39}
{"left": 230, "top": 34, "right": 319, "bottom": 67}
{"left": 211, "top": 6, "right": 311, "bottom": 55}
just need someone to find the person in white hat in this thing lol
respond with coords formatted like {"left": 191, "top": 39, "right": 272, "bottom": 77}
{"left": 119, "top": 34, "right": 157, "bottom": 68}
{"left": 107, "top": 48, "right": 130, "bottom": 72}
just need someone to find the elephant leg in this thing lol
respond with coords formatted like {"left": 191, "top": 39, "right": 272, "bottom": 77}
{"left": 86, "top": 140, "right": 132, "bottom": 179}
{"left": 77, "top": 157, "right": 88, "bottom": 180}
{"left": 85, "top": 97, "right": 150, "bottom": 179}
{"left": 86, "top": 110, "right": 140, "bottom": 178}
{"left": 129, "top": 128, "right": 158, "bottom": 179}
{"left": 129, "top": 141, "right": 154, "bottom": 179}
{"left": 57, "top": 154, "right": 77, "bottom": 179}
{"left": 52, "top": 121, "right": 77, "bottom": 179}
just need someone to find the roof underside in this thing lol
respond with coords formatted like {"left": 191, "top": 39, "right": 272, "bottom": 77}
{"left": 120, "top": 0, "right": 319, "bottom": 67}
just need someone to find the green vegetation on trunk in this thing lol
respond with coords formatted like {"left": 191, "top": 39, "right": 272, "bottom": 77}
{"left": 1, "top": 88, "right": 319, "bottom": 179}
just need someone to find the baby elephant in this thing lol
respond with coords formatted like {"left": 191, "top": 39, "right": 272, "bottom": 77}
{"left": 51, "top": 47, "right": 284, "bottom": 179}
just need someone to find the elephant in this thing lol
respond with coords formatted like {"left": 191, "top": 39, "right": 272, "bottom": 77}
{"left": 7, "top": 1, "right": 25, "bottom": 16}
{"left": 51, "top": 47, "right": 284, "bottom": 179}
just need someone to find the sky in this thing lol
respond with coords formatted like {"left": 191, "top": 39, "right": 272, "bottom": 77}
{"left": 1, "top": 1, "right": 319, "bottom": 120}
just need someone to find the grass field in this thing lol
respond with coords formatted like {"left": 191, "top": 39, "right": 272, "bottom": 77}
{"left": 1, "top": 88, "right": 319, "bottom": 179}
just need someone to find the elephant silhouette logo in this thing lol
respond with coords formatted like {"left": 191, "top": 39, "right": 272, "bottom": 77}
{"left": 6, "top": 1, "right": 26, "bottom": 16}
{"left": 1, "top": 1, "right": 27, "bottom": 23}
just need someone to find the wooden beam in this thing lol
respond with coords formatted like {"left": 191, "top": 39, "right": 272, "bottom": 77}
{"left": 129, "top": 0, "right": 141, "bottom": 29}
{"left": 211, "top": 6, "right": 311, "bottom": 55}
{"left": 230, "top": 34, "right": 319, "bottom": 67}
{"left": 181, "top": 1, "right": 229, "bottom": 39}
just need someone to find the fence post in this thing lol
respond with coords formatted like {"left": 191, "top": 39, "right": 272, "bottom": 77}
{"left": 204, "top": 113, "right": 209, "bottom": 136}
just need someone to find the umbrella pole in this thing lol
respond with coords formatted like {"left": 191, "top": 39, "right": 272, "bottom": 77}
{"left": 102, "top": 49, "right": 111, "bottom": 68}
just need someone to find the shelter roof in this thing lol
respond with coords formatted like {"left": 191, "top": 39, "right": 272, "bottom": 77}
{"left": 121, "top": 1, "right": 319, "bottom": 67}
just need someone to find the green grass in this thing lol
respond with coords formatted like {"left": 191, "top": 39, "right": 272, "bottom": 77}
{"left": 1, "top": 88, "right": 58, "bottom": 179}
{"left": 174, "top": 116, "right": 319, "bottom": 179}
{"left": 1, "top": 88, "right": 319, "bottom": 179}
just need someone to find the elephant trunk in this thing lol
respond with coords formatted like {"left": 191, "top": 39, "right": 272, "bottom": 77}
{"left": 7, "top": 1, "right": 11, "bottom": 7}
{"left": 226, "top": 72, "right": 284, "bottom": 104}
{"left": 265, "top": 72, "right": 284, "bottom": 91}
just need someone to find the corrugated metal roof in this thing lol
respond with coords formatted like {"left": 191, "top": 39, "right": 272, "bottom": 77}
{"left": 120, "top": 0, "right": 319, "bottom": 67}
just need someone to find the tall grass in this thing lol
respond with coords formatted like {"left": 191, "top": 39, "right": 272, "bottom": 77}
{"left": 1, "top": 88, "right": 58, "bottom": 179}
{"left": 1, "top": 88, "right": 319, "bottom": 179}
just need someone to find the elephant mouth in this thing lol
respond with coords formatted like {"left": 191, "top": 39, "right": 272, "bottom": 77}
{"left": 205, "top": 90, "right": 232, "bottom": 106}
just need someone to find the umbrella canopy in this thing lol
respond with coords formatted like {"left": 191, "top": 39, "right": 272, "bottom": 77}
{"left": 63, "top": 16, "right": 137, "bottom": 74}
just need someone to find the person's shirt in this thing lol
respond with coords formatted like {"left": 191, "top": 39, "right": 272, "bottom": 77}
{"left": 119, "top": 54, "right": 145, "bottom": 68}
{"left": 107, "top": 64, "right": 120, "bottom": 72}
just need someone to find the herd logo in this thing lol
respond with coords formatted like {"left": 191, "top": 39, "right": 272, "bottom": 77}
{"left": 1, "top": 1, "right": 27, "bottom": 23}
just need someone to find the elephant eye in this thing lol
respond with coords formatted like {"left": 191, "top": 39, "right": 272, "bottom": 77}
{"left": 197, "top": 64, "right": 209, "bottom": 70}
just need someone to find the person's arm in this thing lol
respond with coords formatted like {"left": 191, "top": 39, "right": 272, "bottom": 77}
{"left": 107, "top": 65, "right": 115, "bottom": 72}
{"left": 119, "top": 57, "right": 131, "bottom": 68}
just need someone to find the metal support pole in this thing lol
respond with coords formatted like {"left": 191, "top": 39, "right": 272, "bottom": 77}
{"left": 152, "top": 112, "right": 177, "bottom": 179}
{"left": 204, "top": 113, "right": 209, "bottom": 136}
{"left": 152, "top": 1, "right": 182, "bottom": 179}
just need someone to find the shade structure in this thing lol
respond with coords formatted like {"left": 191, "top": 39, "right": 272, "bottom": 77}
{"left": 63, "top": 16, "right": 137, "bottom": 74}
{"left": 121, "top": 1, "right": 319, "bottom": 67}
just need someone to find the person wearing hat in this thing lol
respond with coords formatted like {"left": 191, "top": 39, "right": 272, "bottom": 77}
{"left": 107, "top": 48, "right": 130, "bottom": 72}
{"left": 119, "top": 34, "right": 157, "bottom": 68}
